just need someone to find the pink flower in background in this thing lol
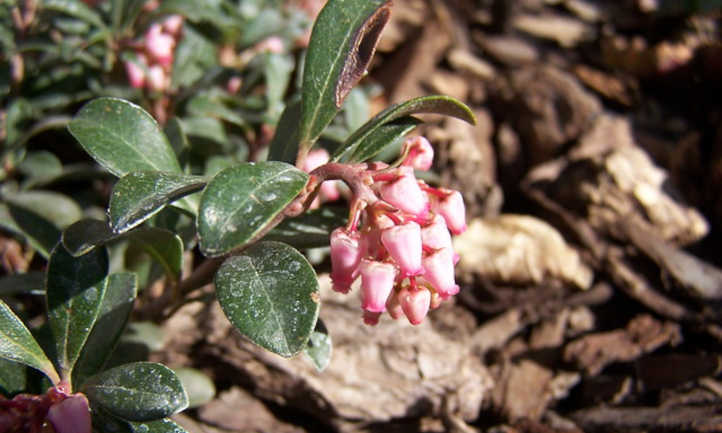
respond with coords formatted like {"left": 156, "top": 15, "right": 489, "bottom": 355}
{"left": 124, "top": 55, "right": 147, "bottom": 88}
{"left": 145, "top": 23, "right": 175, "bottom": 67}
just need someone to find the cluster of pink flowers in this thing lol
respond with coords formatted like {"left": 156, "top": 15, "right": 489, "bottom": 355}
{"left": 315, "top": 136, "right": 467, "bottom": 326}
{"left": 123, "top": 15, "right": 183, "bottom": 92}
{"left": 0, "top": 384, "right": 91, "bottom": 433}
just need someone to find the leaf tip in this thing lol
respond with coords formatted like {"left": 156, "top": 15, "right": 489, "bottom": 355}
{"left": 334, "top": 1, "right": 392, "bottom": 108}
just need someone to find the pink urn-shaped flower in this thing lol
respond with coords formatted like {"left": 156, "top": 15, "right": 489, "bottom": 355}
{"left": 402, "top": 136, "right": 434, "bottom": 171}
{"left": 47, "top": 394, "right": 92, "bottom": 433}
{"left": 399, "top": 286, "right": 431, "bottom": 325}
{"left": 329, "top": 228, "right": 362, "bottom": 293}
{"left": 145, "top": 23, "right": 175, "bottom": 67}
{"left": 379, "top": 167, "right": 429, "bottom": 218}
{"left": 434, "top": 189, "right": 467, "bottom": 235}
{"left": 381, "top": 221, "right": 424, "bottom": 277}
{"left": 359, "top": 259, "right": 396, "bottom": 312}
{"left": 124, "top": 55, "right": 147, "bottom": 88}
{"left": 421, "top": 214, "right": 453, "bottom": 251}
{"left": 422, "top": 247, "right": 459, "bottom": 299}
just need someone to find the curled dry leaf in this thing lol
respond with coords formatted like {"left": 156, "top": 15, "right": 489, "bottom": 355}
{"left": 454, "top": 216, "right": 593, "bottom": 289}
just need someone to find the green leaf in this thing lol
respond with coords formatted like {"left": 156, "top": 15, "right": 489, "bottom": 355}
{"left": 109, "top": 171, "right": 206, "bottom": 233}
{"left": 46, "top": 244, "right": 109, "bottom": 380}
{"left": 333, "top": 95, "right": 476, "bottom": 162}
{"left": 186, "top": 94, "right": 246, "bottom": 127}
{"left": 62, "top": 220, "right": 184, "bottom": 281}
{"left": 215, "top": 241, "right": 320, "bottom": 357}
{"left": 62, "top": 218, "right": 115, "bottom": 256}
{"left": 343, "top": 87, "right": 370, "bottom": 132}
{"left": 68, "top": 98, "right": 182, "bottom": 177}
{"left": 171, "top": 24, "right": 217, "bottom": 89}
{"left": 82, "top": 362, "right": 188, "bottom": 422}
{"left": 0, "top": 202, "right": 60, "bottom": 258}
{"left": 128, "top": 228, "right": 184, "bottom": 281}
{"left": 73, "top": 273, "right": 137, "bottom": 388}
{"left": 263, "top": 52, "right": 294, "bottom": 121}
{"left": 93, "top": 410, "right": 189, "bottom": 433}
{"left": 127, "top": 419, "right": 189, "bottom": 433}
{"left": 5, "top": 190, "right": 83, "bottom": 229}
{"left": 0, "top": 359, "right": 28, "bottom": 397}
{"left": 303, "top": 320, "right": 332, "bottom": 372}
{"left": 299, "top": 0, "right": 392, "bottom": 147}
{"left": 0, "top": 300, "right": 59, "bottom": 384}
{"left": 197, "top": 162, "right": 308, "bottom": 257}
{"left": 347, "top": 116, "right": 421, "bottom": 163}
{"left": 265, "top": 206, "right": 347, "bottom": 249}
{"left": 267, "top": 99, "right": 301, "bottom": 164}
{"left": 17, "top": 151, "right": 63, "bottom": 184}
{"left": 43, "top": 0, "right": 107, "bottom": 28}
{"left": 164, "top": 117, "right": 189, "bottom": 161}
{"left": 0, "top": 272, "right": 45, "bottom": 296}
{"left": 172, "top": 367, "right": 215, "bottom": 409}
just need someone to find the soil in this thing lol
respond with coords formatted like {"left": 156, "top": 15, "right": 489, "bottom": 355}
{"left": 162, "top": 1, "right": 722, "bottom": 432}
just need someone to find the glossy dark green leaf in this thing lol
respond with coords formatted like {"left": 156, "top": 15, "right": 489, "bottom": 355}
{"left": 73, "top": 273, "right": 137, "bottom": 388}
{"left": 46, "top": 244, "right": 109, "bottom": 380}
{"left": 62, "top": 219, "right": 114, "bottom": 257}
{"left": 172, "top": 367, "right": 215, "bottom": 409}
{"left": 215, "top": 241, "right": 320, "bottom": 357}
{"left": 43, "top": 0, "right": 106, "bottom": 28}
{"left": 0, "top": 272, "right": 45, "bottom": 296}
{"left": 267, "top": 99, "right": 301, "bottom": 164}
{"left": 265, "top": 206, "right": 347, "bottom": 249}
{"left": 303, "top": 320, "right": 332, "bottom": 372}
{"left": 83, "top": 362, "right": 188, "bottom": 422}
{"left": 171, "top": 25, "right": 217, "bottom": 89}
{"left": 127, "top": 419, "right": 189, "bottom": 433}
{"left": 347, "top": 116, "right": 421, "bottom": 163}
{"left": 109, "top": 171, "right": 206, "bottom": 233}
{"left": 68, "top": 98, "right": 182, "bottom": 177}
{"left": 0, "top": 202, "right": 60, "bottom": 258}
{"left": 198, "top": 162, "right": 308, "bottom": 257}
{"left": 0, "top": 359, "right": 27, "bottom": 397}
{"left": 299, "top": 0, "right": 392, "bottom": 147}
{"left": 333, "top": 95, "right": 476, "bottom": 162}
{"left": 62, "top": 220, "right": 183, "bottom": 279}
{"left": 0, "top": 300, "right": 59, "bottom": 384}
{"left": 164, "top": 117, "right": 189, "bottom": 161}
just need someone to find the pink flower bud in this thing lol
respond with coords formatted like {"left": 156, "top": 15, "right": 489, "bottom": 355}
{"left": 359, "top": 259, "right": 396, "bottom": 312}
{"left": 47, "top": 394, "right": 91, "bottom": 433}
{"left": 379, "top": 167, "right": 429, "bottom": 217}
{"left": 162, "top": 15, "right": 184, "bottom": 37}
{"left": 147, "top": 65, "right": 168, "bottom": 92}
{"left": 227, "top": 76, "right": 242, "bottom": 94}
{"left": 320, "top": 181, "right": 341, "bottom": 202}
{"left": 402, "top": 136, "right": 434, "bottom": 171}
{"left": 422, "top": 247, "right": 459, "bottom": 299}
{"left": 385, "top": 290, "right": 404, "bottom": 319}
{"left": 363, "top": 310, "right": 382, "bottom": 325}
{"left": 330, "top": 228, "right": 361, "bottom": 293}
{"left": 434, "top": 189, "right": 466, "bottom": 235}
{"left": 399, "top": 287, "right": 431, "bottom": 325}
{"left": 145, "top": 23, "right": 175, "bottom": 67}
{"left": 301, "top": 148, "right": 330, "bottom": 172}
{"left": 256, "top": 36, "right": 285, "bottom": 54}
{"left": 124, "top": 55, "right": 147, "bottom": 88}
{"left": 421, "top": 214, "right": 453, "bottom": 251}
{"left": 381, "top": 221, "right": 424, "bottom": 277}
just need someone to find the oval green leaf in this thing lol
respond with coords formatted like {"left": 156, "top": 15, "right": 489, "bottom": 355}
{"left": 82, "top": 362, "right": 188, "bottom": 422}
{"left": 73, "top": 273, "right": 137, "bottom": 388}
{"left": 267, "top": 99, "right": 301, "bottom": 164}
{"left": 109, "top": 171, "right": 206, "bottom": 233}
{"left": 62, "top": 218, "right": 114, "bottom": 257}
{"left": 0, "top": 202, "right": 59, "bottom": 258}
{"left": 68, "top": 98, "right": 182, "bottom": 177}
{"left": 333, "top": 95, "right": 476, "bottom": 162}
{"left": 172, "top": 367, "right": 216, "bottom": 409}
{"left": 46, "top": 244, "right": 109, "bottom": 380}
{"left": 299, "top": 0, "right": 391, "bottom": 147}
{"left": 0, "top": 300, "right": 59, "bottom": 384}
{"left": 215, "top": 241, "right": 320, "bottom": 357}
{"left": 197, "top": 162, "right": 308, "bottom": 257}
{"left": 265, "top": 206, "right": 347, "bottom": 249}
{"left": 5, "top": 190, "right": 83, "bottom": 229}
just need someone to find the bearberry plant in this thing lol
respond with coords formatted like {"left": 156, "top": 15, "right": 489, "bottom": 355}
{"left": 1, "top": 0, "right": 473, "bottom": 431}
